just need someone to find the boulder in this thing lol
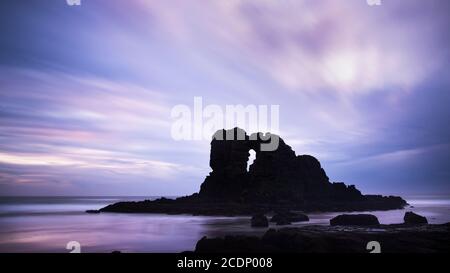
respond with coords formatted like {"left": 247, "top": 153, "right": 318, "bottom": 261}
{"left": 404, "top": 212, "right": 428, "bottom": 225}
{"left": 194, "top": 223, "right": 450, "bottom": 253}
{"left": 86, "top": 210, "right": 100, "bottom": 214}
{"left": 251, "top": 214, "right": 269, "bottom": 227}
{"left": 330, "top": 214, "right": 380, "bottom": 226}
{"left": 275, "top": 218, "right": 291, "bottom": 226}
{"left": 288, "top": 212, "right": 309, "bottom": 222}
{"left": 271, "top": 211, "right": 309, "bottom": 223}
{"left": 195, "top": 235, "right": 271, "bottom": 253}
{"left": 271, "top": 214, "right": 287, "bottom": 223}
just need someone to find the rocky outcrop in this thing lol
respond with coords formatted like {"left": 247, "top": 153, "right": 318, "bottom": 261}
{"left": 86, "top": 210, "right": 100, "bottom": 214}
{"left": 404, "top": 212, "right": 428, "bottom": 225}
{"left": 330, "top": 214, "right": 380, "bottom": 226}
{"left": 194, "top": 223, "right": 450, "bottom": 253}
{"left": 270, "top": 211, "right": 309, "bottom": 224}
{"left": 98, "top": 128, "right": 407, "bottom": 215}
{"left": 199, "top": 128, "right": 335, "bottom": 204}
{"left": 251, "top": 214, "right": 269, "bottom": 227}
{"left": 197, "top": 128, "right": 405, "bottom": 208}
{"left": 275, "top": 218, "right": 291, "bottom": 226}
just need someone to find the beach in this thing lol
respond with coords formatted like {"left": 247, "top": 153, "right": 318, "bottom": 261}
{"left": 0, "top": 195, "right": 449, "bottom": 253}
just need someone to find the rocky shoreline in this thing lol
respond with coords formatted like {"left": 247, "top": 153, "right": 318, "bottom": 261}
{"left": 80, "top": 129, "right": 447, "bottom": 254}
{"left": 93, "top": 195, "right": 407, "bottom": 216}
{"left": 89, "top": 128, "right": 407, "bottom": 216}
{"left": 195, "top": 213, "right": 450, "bottom": 253}
{"left": 194, "top": 223, "right": 450, "bottom": 253}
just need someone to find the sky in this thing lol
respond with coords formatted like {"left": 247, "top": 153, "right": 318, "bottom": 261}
{"left": 0, "top": 0, "right": 449, "bottom": 196}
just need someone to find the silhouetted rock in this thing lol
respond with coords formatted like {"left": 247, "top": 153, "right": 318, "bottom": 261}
{"left": 330, "top": 214, "right": 380, "bottom": 226}
{"left": 197, "top": 128, "right": 406, "bottom": 209}
{"left": 86, "top": 210, "right": 100, "bottom": 214}
{"left": 251, "top": 214, "right": 269, "bottom": 227}
{"left": 275, "top": 218, "right": 291, "bottom": 226}
{"left": 97, "top": 128, "right": 407, "bottom": 215}
{"left": 195, "top": 223, "right": 450, "bottom": 253}
{"left": 271, "top": 211, "right": 309, "bottom": 224}
{"left": 196, "top": 235, "right": 270, "bottom": 253}
{"left": 271, "top": 214, "right": 288, "bottom": 224}
{"left": 289, "top": 212, "right": 309, "bottom": 222}
{"left": 404, "top": 212, "right": 428, "bottom": 225}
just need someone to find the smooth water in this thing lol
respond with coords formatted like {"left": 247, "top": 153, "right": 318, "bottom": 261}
{"left": 0, "top": 195, "right": 449, "bottom": 253}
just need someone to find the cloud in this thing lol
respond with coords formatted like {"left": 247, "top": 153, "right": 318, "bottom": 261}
{"left": 0, "top": 67, "right": 207, "bottom": 194}
{"left": 137, "top": 0, "right": 448, "bottom": 95}
{"left": 0, "top": 0, "right": 449, "bottom": 195}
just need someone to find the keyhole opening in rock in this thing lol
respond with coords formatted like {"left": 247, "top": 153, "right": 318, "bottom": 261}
{"left": 247, "top": 149, "right": 256, "bottom": 172}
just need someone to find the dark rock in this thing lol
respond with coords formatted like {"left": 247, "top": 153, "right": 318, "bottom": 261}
{"left": 96, "top": 128, "right": 408, "bottom": 215}
{"left": 111, "top": 250, "right": 121, "bottom": 254}
{"left": 270, "top": 214, "right": 287, "bottom": 223}
{"left": 271, "top": 211, "right": 309, "bottom": 223}
{"left": 86, "top": 210, "right": 100, "bottom": 214}
{"left": 199, "top": 128, "right": 251, "bottom": 201}
{"left": 291, "top": 215, "right": 309, "bottom": 222}
{"left": 275, "top": 218, "right": 291, "bottom": 226}
{"left": 330, "top": 214, "right": 380, "bottom": 226}
{"left": 195, "top": 223, "right": 450, "bottom": 253}
{"left": 251, "top": 214, "right": 269, "bottom": 227}
{"left": 404, "top": 212, "right": 428, "bottom": 225}
{"left": 197, "top": 128, "right": 406, "bottom": 208}
{"left": 196, "top": 236, "right": 272, "bottom": 253}
{"left": 287, "top": 212, "right": 309, "bottom": 222}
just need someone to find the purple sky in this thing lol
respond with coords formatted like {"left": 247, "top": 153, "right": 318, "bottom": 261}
{"left": 0, "top": 0, "right": 449, "bottom": 196}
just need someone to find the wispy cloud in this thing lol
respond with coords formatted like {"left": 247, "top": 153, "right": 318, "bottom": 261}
{"left": 137, "top": 0, "right": 447, "bottom": 94}
{"left": 0, "top": 0, "right": 449, "bottom": 195}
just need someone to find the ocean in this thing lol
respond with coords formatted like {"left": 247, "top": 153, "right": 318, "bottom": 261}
{"left": 0, "top": 195, "right": 449, "bottom": 253}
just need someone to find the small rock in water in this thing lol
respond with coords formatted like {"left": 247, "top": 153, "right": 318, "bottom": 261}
{"left": 330, "top": 214, "right": 380, "bottom": 226}
{"left": 275, "top": 218, "right": 291, "bottom": 226}
{"left": 86, "top": 210, "right": 100, "bottom": 214}
{"left": 271, "top": 211, "right": 309, "bottom": 223}
{"left": 404, "top": 212, "right": 428, "bottom": 225}
{"left": 251, "top": 214, "right": 269, "bottom": 227}
{"left": 288, "top": 212, "right": 309, "bottom": 222}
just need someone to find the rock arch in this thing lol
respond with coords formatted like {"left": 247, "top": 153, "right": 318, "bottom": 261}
{"left": 199, "top": 128, "right": 333, "bottom": 203}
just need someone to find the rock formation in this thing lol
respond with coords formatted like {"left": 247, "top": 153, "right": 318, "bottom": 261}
{"left": 330, "top": 214, "right": 380, "bottom": 226}
{"left": 404, "top": 212, "right": 428, "bottom": 225}
{"left": 270, "top": 212, "right": 309, "bottom": 225}
{"left": 98, "top": 128, "right": 407, "bottom": 215}
{"left": 251, "top": 214, "right": 269, "bottom": 227}
{"left": 197, "top": 128, "right": 405, "bottom": 208}
{"left": 195, "top": 223, "right": 450, "bottom": 253}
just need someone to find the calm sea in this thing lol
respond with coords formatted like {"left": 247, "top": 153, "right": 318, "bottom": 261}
{"left": 0, "top": 195, "right": 449, "bottom": 253}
